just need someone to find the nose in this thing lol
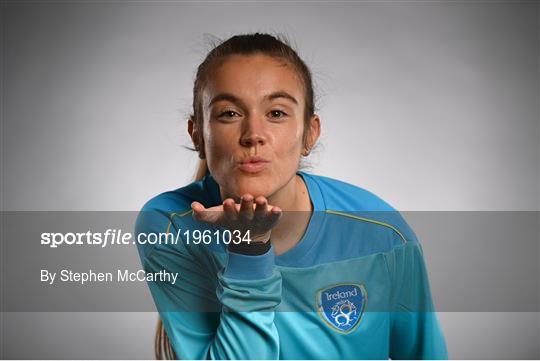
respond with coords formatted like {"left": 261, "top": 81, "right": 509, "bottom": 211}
{"left": 239, "top": 116, "right": 267, "bottom": 148}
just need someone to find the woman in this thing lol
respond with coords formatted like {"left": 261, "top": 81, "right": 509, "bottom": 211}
{"left": 136, "top": 33, "right": 448, "bottom": 360}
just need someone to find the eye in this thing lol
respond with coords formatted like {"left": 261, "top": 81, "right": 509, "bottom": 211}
{"left": 268, "top": 110, "right": 287, "bottom": 119}
{"left": 217, "top": 110, "right": 240, "bottom": 119}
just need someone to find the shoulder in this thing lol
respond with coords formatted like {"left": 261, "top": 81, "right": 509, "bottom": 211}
{"left": 140, "top": 178, "right": 210, "bottom": 213}
{"left": 301, "top": 171, "right": 396, "bottom": 212}
{"left": 135, "top": 178, "right": 212, "bottom": 260}
{"left": 301, "top": 172, "right": 419, "bottom": 246}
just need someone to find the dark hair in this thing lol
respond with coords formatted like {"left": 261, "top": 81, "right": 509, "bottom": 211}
{"left": 157, "top": 33, "right": 318, "bottom": 359}
{"left": 189, "top": 32, "right": 317, "bottom": 181}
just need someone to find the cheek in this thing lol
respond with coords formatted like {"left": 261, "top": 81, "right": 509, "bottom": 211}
{"left": 274, "top": 124, "right": 304, "bottom": 155}
{"left": 203, "top": 123, "right": 220, "bottom": 149}
{"left": 204, "top": 126, "right": 236, "bottom": 165}
{"left": 205, "top": 132, "right": 226, "bottom": 152}
{"left": 277, "top": 138, "right": 302, "bottom": 157}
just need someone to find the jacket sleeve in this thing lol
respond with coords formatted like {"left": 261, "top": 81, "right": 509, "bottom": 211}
{"left": 135, "top": 209, "right": 282, "bottom": 360}
{"left": 385, "top": 240, "right": 449, "bottom": 360}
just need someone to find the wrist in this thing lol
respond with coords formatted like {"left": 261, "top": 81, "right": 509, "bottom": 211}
{"left": 228, "top": 237, "right": 272, "bottom": 255}
{"left": 223, "top": 243, "right": 276, "bottom": 279}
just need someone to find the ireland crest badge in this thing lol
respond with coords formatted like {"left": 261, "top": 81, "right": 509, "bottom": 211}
{"left": 316, "top": 283, "right": 367, "bottom": 333}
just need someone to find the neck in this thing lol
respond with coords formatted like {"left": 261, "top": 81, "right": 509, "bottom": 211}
{"left": 269, "top": 174, "right": 313, "bottom": 255}
{"left": 267, "top": 174, "right": 311, "bottom": 212}
{"left": 218, "top": 173, "right": 312, "bottom": 212}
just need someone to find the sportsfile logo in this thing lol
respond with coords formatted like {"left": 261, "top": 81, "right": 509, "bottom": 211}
{"left": 317, "top": 283, "right": 367, "bottom": 333}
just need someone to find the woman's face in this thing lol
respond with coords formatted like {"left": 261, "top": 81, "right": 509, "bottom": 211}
{"left": 195, "top": 53, "right": 312, "bottom": 199}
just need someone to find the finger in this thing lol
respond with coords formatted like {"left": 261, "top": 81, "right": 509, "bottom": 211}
{"left": 253, "top": 196, "right": 268, "bottom": 223}
{"left": 191, "top": 201, "right": 208, "bottom": 222}
{"left": 191, "top": 203, "right": 228, "bottom": 228}
{"left": 191, "top": 201, "right": 205, "bottom": 213}
{"left": 239, "top": 194, "right": 254, "bottom": 221}
{"left": 192, "top": 201, "right": 224, "bottom": 224}
{"left": 223, "top": 198, "right": 238, "bottom": 222}
{"left": 267, "top": 206, "right": 283, "bottom": 228}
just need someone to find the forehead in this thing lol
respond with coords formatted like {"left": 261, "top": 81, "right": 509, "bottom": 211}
{"left": 203, "top": 54, "right": 304, "bottom": 104}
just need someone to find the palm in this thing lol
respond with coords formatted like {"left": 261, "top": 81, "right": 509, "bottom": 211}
{"left": 191, "top": 194, "right": 282, "bottom": 243}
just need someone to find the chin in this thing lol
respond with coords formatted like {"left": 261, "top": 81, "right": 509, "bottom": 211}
{"left": 231, "top": 175, "right": 273, "bottom": 198}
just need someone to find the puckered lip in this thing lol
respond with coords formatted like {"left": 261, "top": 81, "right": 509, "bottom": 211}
{"left": 238, "top": 156, "right": 270, "bottom": 164}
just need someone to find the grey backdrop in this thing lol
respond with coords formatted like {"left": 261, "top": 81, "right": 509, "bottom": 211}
{"left": 1, "top": 0, "right": 539, "bottom": 359}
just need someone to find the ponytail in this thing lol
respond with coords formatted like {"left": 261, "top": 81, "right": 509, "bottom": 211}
{"left": 155, "top": 318, "right": 176, "bottom": 360}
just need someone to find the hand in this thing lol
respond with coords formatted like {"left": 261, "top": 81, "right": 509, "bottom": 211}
{"left": 191, "top": 194, "right": 282, "bottom": 243}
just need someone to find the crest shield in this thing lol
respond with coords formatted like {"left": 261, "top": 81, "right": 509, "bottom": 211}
{"left": 316, "top": 283, "right": 367, "bottom": 333}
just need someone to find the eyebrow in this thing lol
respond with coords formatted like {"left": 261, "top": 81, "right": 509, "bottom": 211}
{"left": 207, "top": 91, "right": 299, "bottom": 109}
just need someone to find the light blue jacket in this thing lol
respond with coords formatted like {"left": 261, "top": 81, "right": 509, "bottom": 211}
{"left": 135, "top": 171, "right": 448, "bottom": 359}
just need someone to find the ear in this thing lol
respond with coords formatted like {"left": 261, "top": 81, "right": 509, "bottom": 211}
{"left": 303, "top": 114, "right": 321, "bottom": 155}
{"left": 188, "top": 116, "right": 205, "bottom": 159}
